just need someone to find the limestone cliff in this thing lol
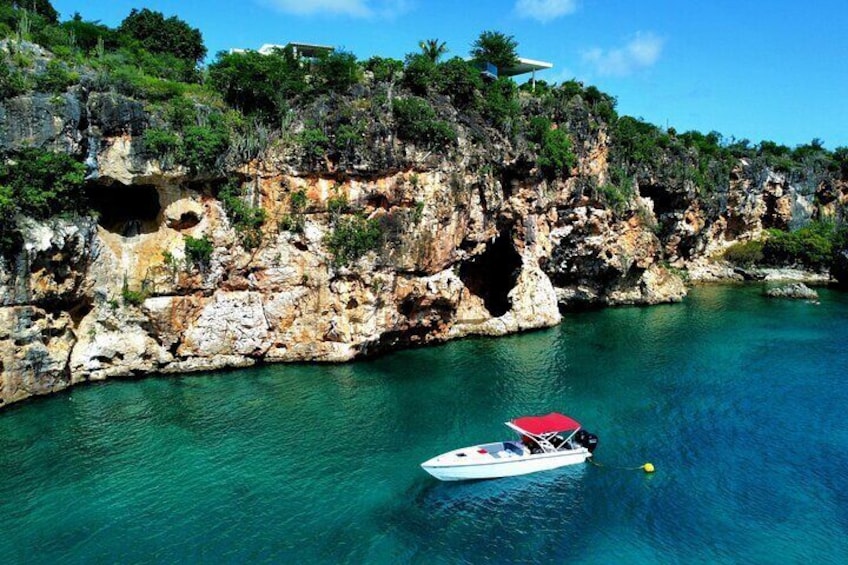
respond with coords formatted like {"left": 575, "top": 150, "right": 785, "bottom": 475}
{"left": 1, "top": 49, "right": 845, "bottom": 407}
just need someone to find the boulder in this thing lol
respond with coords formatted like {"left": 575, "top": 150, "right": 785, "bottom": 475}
{"left": 765, "top": 283, "right": 819, "bottom": 300}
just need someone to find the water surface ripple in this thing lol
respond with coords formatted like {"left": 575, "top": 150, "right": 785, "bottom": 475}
{"left": 1, "top": 285, "right": 847, "bottom": 563}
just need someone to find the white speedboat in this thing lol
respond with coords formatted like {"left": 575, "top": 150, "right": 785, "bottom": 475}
{"left": 421, "top": 412, "right": 598, "bottom": 481}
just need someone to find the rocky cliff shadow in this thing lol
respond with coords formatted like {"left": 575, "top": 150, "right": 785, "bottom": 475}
{"left": 88, "top": 183, "right": 161, "bottom": 236}
{"left": 459, "top": 232, "right": 522, "bottom": 317}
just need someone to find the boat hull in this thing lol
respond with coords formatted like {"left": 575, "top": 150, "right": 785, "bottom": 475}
{"left": 421, "top": 444, "right": 590, "bottom": 481}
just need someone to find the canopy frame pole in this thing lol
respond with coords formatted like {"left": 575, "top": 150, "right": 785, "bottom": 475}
{"left": 507, "top": 421, "right": 583, "bottom": 453}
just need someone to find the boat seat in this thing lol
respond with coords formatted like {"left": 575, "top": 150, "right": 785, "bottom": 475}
{"left": 504, "top": 442, "right": 524, "bottom": 455}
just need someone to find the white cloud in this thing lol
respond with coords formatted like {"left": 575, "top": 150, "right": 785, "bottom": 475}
{"left": 260, "top": 0, "right": 411, "bottom": 18}
{"left": 515, "top": 0, "right": 578, "bottom": 23}
{"left": 582, "top": 32, "right": 664, "bottom": 76}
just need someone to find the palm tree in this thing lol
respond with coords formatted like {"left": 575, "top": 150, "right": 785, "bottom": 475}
{"left": 419, "top": 39, "right": 448, "bottom": 63}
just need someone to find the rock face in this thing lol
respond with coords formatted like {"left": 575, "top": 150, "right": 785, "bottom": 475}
{"left": 0, "top": 73, "right": 843, "bottom": 408}
{"left": 833, "top": 249, "right": 848, "bottom": 288}
{"left": 543, "top": 204, "right": 685, "bottom": 308}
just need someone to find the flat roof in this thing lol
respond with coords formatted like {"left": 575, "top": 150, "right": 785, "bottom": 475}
{"left": 257, "top": 42, "right": 334, "bottom": 57}
{"left": 499, "top": 57, "right": 553, "bottom": 77}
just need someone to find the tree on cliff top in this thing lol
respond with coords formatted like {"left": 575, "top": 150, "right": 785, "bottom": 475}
{"left": 1, "top": 1, "right": 58, "bottom": 23}
{"left": 470, "top": 30, "right": 519, "bottom": 70}
{"left": 419, "top": 39, "right": 448, "bottom": 63}
{"left": 118, "top": 8, "right": 206, "bottom": 64}
{"left": 208, "top": 47, "right": 307, "bottom": 119}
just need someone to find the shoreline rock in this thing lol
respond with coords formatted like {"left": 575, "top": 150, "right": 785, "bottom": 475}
{"left": 765, "top": 282, "right": 820, "bottom": 301}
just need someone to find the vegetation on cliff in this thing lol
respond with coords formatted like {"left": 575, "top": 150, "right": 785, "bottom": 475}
{"left": 0, "top": 147, "right": 86, "bottom": 253}
{"left": 0, "top": 1, "right": 846, "bottom": 274}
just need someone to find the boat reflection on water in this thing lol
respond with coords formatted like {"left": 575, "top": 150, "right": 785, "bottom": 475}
{"left": 372, "top": 465, "right": 593, "bottom": 561}
{"left": 411, "top": 462, "right": 588, "bottom": 515}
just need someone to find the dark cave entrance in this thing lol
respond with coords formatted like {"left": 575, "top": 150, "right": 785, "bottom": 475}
{"left": 88, "top": 183, "right": 162, "bottom": 236}
{"left": 639, "top": 183, "right": 679, "bottom": 216}
{"left": 458, "top": 232, "right": 522, "bottom": 317}
{"left": 499, "top": 158, "right": 533, "bottom": 198}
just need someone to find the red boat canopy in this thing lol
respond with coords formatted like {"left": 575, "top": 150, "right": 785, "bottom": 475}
{"left": 510, "top": 412, "right": 581, "bottom": 435}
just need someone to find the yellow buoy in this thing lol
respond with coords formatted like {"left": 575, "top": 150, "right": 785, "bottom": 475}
{"left": 643, "top": 462, "right": 655, "bottom": 473}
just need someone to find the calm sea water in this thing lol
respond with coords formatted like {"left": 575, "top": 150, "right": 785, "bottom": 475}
{"left": 2, "top": 285, "right": 847, "bottom": 564}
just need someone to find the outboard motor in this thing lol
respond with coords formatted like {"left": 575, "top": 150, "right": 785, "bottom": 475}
{"left": 575, "top": 429, "right": 599, "bottom": 453}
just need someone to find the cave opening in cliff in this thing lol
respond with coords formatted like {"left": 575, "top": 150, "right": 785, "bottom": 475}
{"left": 639, "top": 183, "right": 680, "bottom": 216}
{"left": 88, "top": 183, "right": 161, "bottom": 236}
{"left": 499, "top": 159, "right": 532, "bottom": 199}
{"left": 458, "top": 232, "right": 522, "bottom": 317}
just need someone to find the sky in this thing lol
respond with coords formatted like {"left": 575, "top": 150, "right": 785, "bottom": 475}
{"left": 52, "top": 0, "right": 848, "bottom": 149}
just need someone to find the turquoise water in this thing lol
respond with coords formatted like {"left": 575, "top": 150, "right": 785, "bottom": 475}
{"left": 2, "top": 285, "right": 848, "bottom": 563}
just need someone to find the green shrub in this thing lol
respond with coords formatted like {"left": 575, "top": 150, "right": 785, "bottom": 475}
{"left": 164, "top": 96, "right": 196, "bottom": 130}
{"left": 597, "top": 166, "right": 634, "bottom": 215}
{"left": 482, "top": 78, "right": 519, "bottom": 132}
{"left": 518, "top": 78, "right": 552, "bottom": 95}
{"left": 364, "top": 56, "right": 403, "bottom": 83}
{"left": 129, "top": 48, "right": 200, "bottom": 83}
{"left": 33, "top": 59, "right": 77, "bottom": 93}
{"left": 332, "top": 122, "right": 364, "bottom": 155}
{"left": 118, "top": 8, "right": 206, "bottom": 64}
{"left": 594, "top": 99, "right": 618, "bottom": 123}
{"left": 325, "top": 213, "right": 383, "bottom": 266}
{"left": 762, "top": 222, "right": 837, "bottom": 270}
{"left": 391, "top": 97, "right": 455, "bottom": 151}
{"left": 612, "top": 116, "right": 668, "bottom": 169}
{"left": 412, "top": 200, "right": 425, "bottom": 224}
{"left": 401, "top": 53, "right": 437, "bottom": 95}
{"left": 298, "top": 127, "right": 329, "bottom": 164}
{"left": 60, "top": 14, "right": 118, "bottom": 53}
{"left": 208, "top": 48, "right": 307, "bottom": 120}
{"left": 179, "top": 123, "right": 229, "bottom": 173}
{"left": 0, "top": 147, "right": 86, "bottom": 218}
{"left": 598, "top": 183, "right": 631, "bottom": 215}
{"left": 32, "top": 23, "right": 71, "bottom": 54}
{"left": 526, "top": 116, "right": 551, "bottom": 144}
{"left": 327, "top": 192, "right": 348, "bottom": 218}
{"left": 105, "top": 63, "right": 188, "bottom": 101}
{"left": 723, "top": 240, "right": 765, "bottom": 266}
{"left": 19, "top": 1, "right": 58, "bottom": 24}
{"left": 143, "top": 127, "right": 181, "bottom": 159}
{"left": 183, "top": 234, "right": 213, "bottom": 268}
{"left": 537, "top": 128, "right": 577, "bottom": 179}
{"left": 832, "top": 146, "right": 848, "bottom": 179}
{"left": 0, "top": 147, "right": 87, "bottom": 256}
{"left": 313, "top": 50, "right": 361, "bottom": 94}
{"left": 436, "top": 57, "right": 482, "bottom": 109}
{"left": 559, "top": 80, "right": 584, "bottom": 100}
{"left": 290, "top": 189, "right": 308, "bottom": 212}
{"left": 0, "top": 61, "right": 29, "bottom": 98}
{"left": 218, "top": 179, "right": 265, "bottom": 249}
{"left": 121, "top": 285, "right": 148, "bottom": 306}
{"left": 0, "top": 183, "right": 21, "bottom": 254}
{"left": 280, "top": 190, "right": 307, "bottom": 233}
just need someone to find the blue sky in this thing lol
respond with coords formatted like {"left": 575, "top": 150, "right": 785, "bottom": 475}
{"left": 53, "top": 0, "right": 848, "bottom": 149}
